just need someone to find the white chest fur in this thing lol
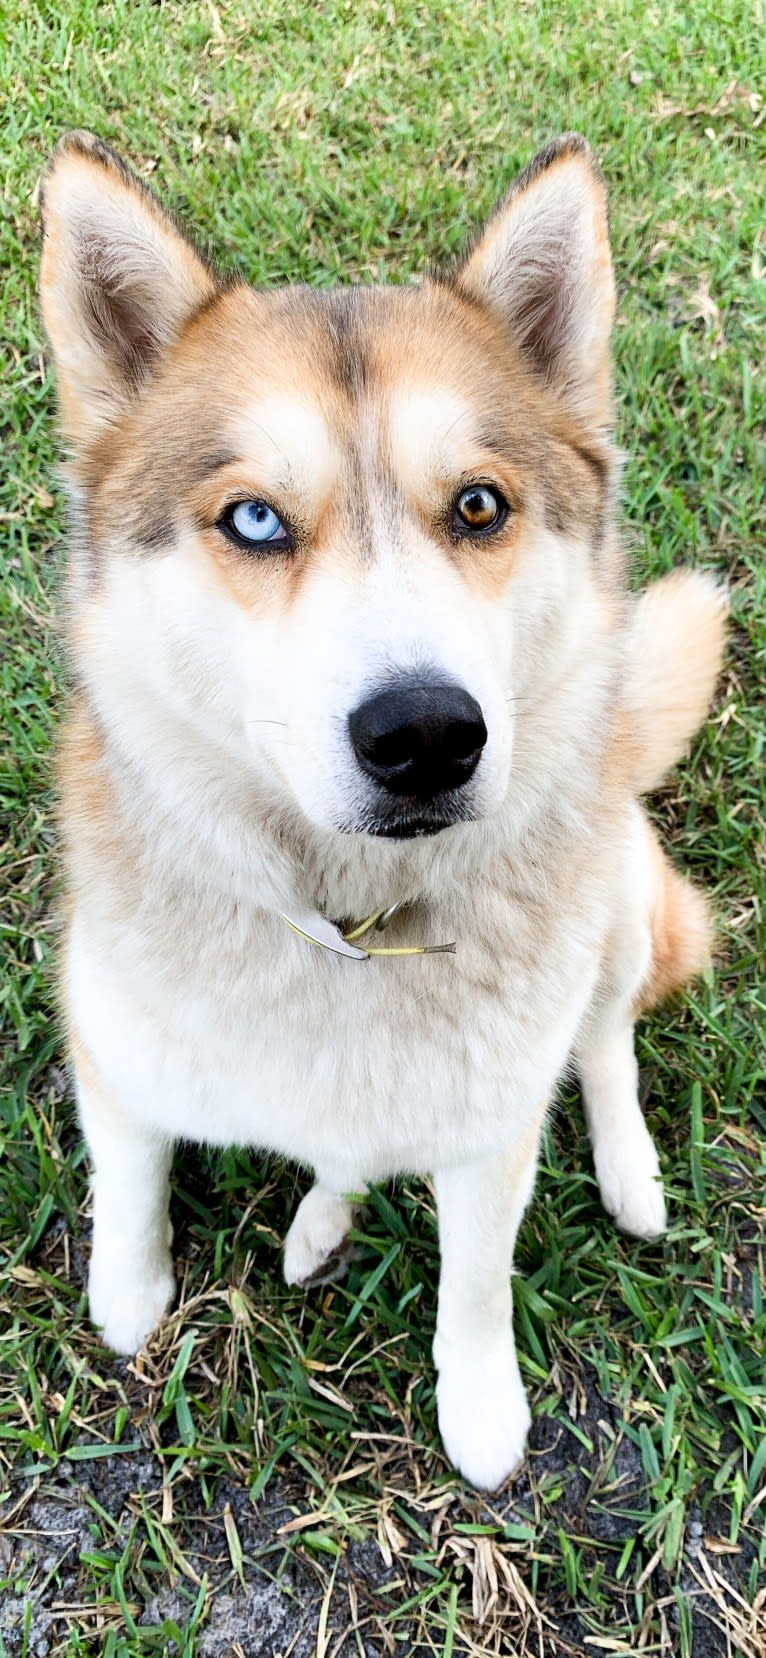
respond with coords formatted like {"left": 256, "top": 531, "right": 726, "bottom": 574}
{"left": 68, "top": 861, "right": 606, "bottom": 1187}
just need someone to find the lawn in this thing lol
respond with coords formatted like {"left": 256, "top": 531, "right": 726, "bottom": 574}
{"left": 1, "top": 2, "right": 764, "bottom": 1654}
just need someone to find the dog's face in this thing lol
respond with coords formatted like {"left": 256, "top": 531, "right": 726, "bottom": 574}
{"left": 42, "top": 133, "right": 615, "bottom": 842}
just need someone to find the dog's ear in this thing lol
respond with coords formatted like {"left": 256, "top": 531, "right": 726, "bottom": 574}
{"left": 455, "top": 134, "right": 615, "bottom": 428}
{"left": 41, "top": 132, "right": 219, "bottom": 444}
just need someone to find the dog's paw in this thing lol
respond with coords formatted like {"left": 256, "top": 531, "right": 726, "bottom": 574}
{"left": 595, "top": 1129, "right": 667, "bottom": 1240}
{"left": 435, "top": 1339, "right": 531, "bottom": 1491}
{"left": 283, "top": 1184, "right": 355, "bottom": 1286}
{"left": 89, "top": 1251, "right": 175, "bottom": 1355}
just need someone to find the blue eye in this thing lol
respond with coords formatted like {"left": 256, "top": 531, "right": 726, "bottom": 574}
{"left": 222, "top": 499, "right": 289, "bottom": 549}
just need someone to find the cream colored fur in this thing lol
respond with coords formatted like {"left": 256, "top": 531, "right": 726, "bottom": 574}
{"left": 42, "top": 132, "right": 726, "bottom": 1491}
{"left": 627, "top": 569, "right": 729, "bottom": 793}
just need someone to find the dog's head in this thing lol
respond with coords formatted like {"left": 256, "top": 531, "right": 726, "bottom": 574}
{"left": 42, "top": 132, "right": 616, "bottom": 844}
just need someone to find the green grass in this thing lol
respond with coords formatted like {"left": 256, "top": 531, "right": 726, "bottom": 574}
{"left": 1, "top": 2, "right": 764, "bottom": 1654}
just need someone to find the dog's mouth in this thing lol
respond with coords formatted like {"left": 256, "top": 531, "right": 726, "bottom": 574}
{"left": 341, "top": 798, "right": 479, "bottom": 840}
{"left": 370, "top": 816, "right": 455, "bottom": 840}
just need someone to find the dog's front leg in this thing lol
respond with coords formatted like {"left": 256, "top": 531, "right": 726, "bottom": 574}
{"left": 75, "top": 1056, "right": 176, "bottom": 1355}
{"left": 433, "top": 1110, "right": 543, "bottom": 1490}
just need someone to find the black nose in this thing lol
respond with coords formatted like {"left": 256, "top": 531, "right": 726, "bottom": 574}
{"left": 348, "top": 681, "right": 487, "bottom": 799}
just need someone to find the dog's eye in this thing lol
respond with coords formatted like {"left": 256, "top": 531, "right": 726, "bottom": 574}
{"left": 452, "top": 485, "right": 506, "bottom": 535}
{"left": 220, "top": 499, "right": 290, "bottom": 549}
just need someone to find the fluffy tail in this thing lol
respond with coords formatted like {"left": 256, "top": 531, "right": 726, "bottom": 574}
{"left": 627, "top": 569, "right": 728, "bottom": 794}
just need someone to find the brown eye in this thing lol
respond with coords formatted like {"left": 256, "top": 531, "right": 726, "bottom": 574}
{"left": 452, "top": 484, "right": 507, "bottom": 535}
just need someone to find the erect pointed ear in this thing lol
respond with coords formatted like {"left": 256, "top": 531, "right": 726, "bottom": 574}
{"left": 41, "top": 132, "right": 219, "bottom": 445}
{"left": 454, "top": 134, "right": 615, "bottom": 428}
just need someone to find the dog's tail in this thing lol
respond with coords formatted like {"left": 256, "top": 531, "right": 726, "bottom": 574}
{"left": 633, "top": 819, "right": 714, "bottom": 1015}
{"left": 627, "top": 569, "right": 728, "bottom": 795}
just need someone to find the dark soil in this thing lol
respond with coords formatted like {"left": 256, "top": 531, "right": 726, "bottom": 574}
{"left": 2, "top": 1403, "right": 760, "bottom": 1657}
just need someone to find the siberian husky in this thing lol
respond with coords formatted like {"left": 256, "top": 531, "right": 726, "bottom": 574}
{"left": 41, "top": 131, "right": 726, "bottom": 1488}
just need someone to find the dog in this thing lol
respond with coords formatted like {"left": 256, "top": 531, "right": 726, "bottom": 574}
{"left": 40, "top": 130, "right": 726, "bottom": 1490}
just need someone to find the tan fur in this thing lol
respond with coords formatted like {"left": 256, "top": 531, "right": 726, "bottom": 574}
{"left": 634, "top": 825, "right": 713, "bottom": 1017}
{"left": 456, "top": 134, "right": 616, "bottom": 430}
{"left": 41, "top": 132, "right": 216, "bottom": 446}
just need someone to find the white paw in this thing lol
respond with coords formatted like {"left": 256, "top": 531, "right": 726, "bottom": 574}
{"left": 595, "top": 1129, "right": 667, "bottom": 1239}
{"left": 283, "top": 1185, "right": 355, "bottom": 1286}
{"left": 89, "top": 1251, "right": 175, "bottom": 1355}
{"left": 435, "top": 1338, "right": 531, "bottom": 1491}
